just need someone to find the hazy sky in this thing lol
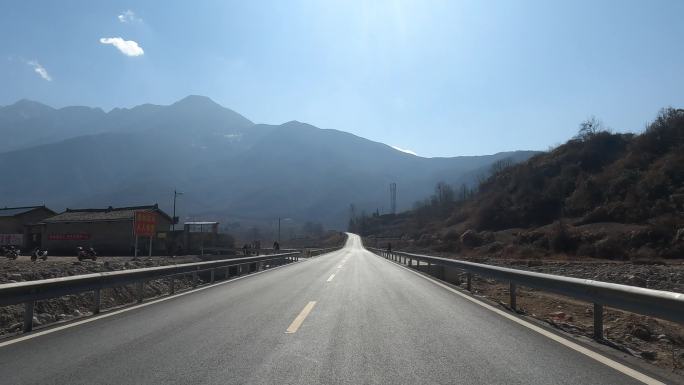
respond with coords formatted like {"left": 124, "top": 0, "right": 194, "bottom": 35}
{"left": 2, "top": 1, "right": 683, "bottom": 157}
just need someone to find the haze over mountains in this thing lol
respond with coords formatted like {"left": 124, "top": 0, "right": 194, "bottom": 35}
{"left": 0, "top": 96, "right": 536, "bottom": 229}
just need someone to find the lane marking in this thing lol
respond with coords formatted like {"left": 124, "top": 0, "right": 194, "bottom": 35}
{"left": 0, "top": 260, "right": 301, "bottom": 349}
{"left": 285, "top": 301, "right": 316, "bottom": 334}
{"left": 337, "top": 265, "right": 344, "bottom": 269}
{"left": 326, "top": 273, "right": 336, "bottom": 282}
{"left": 368, "top": 251, "right": 666, "bottom": 385}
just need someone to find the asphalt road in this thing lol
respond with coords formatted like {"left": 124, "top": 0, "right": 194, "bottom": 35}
{"left": 0, "top": 234, "right": 664, "bottom": 384}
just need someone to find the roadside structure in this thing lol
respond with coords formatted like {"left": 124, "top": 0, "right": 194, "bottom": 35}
{"left": 0, "top": 206, "right": 57, "bottom": 250}
{"left": 183, "top": 221, "right": 219, "bottom": 256}
{"left": 38, "top": 204, "right": 172, "bottom": 255}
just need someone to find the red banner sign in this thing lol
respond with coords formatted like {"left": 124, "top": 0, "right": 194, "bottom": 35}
{"left": 0, "top": 234, "right": 23, "bottom": 245}
{"left": 48, "top": 233, "right": 90, "bottom": 241}
{"left": 135, "top": 211, "right": 157, "bottom": 237}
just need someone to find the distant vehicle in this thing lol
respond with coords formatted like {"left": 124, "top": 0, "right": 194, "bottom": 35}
{"left": 77, "top": 246, "right": 97, "bottom": 261}
{"left": 31, "top": 248, "right": 48, "bottom": 262}
{"left": 2, "top": 246, "right": 19, "bottom": 260}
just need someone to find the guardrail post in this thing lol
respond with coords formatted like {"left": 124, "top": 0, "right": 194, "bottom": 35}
{"left": 136, "top": 281, "right": 144, "bottom": 303}
{"left": 93, "top": 288, "right": 101, "bottom": 314}
{"left": 509, "top": 282, "right": 517, "bottom": 311}
{"left": 210, "top": 268, "right": 215, "bottom": 284}
{"left": 23, "top": 301, "right": 35, "bottom": 333}
{"left": 193, "top": 269, "right": 199, "bottom": 286}
{"left": 170, "top": 276, "right": 175, "bottom": 294}
{"left": 466, "top": 273, "right": 472, "bottom": 291}
{"left": 593, "top": 303, "right": 604, "bottom": 340}
{"left": 226, "top": 267, "right": 230, "bottom": 278}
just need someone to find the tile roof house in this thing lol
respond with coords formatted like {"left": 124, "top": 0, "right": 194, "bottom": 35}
{"left": 39, "top": 204, "right": 172, "bottom": 255}
{"left": 0, "top": 206, "right": 57, "bottom": 248}
{"left": 43, "top": 205, "right": 173, "bottom": 223}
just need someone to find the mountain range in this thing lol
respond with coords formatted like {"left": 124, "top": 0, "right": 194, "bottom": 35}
{"left": 0, "top": 96, "right": 537, "bottom": 229}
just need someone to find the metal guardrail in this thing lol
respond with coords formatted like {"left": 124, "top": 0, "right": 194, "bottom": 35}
{"left": 0, "top": 252, "right": 300, "bottom": 333}
{"left": 367, "top": 248, "right": 684, "bottom": 340}
{"left": 307, "top": 246, "right": 345, "bottom": 257}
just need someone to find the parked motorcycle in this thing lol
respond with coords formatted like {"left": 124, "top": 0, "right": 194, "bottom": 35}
{"left": 31, "top": 248, "right": 48, "bottom": 262}
{"left": 2, "top": 246, "right": 19, "bottom": 260}
{"left": 77, "top": 246, "right": 97, "bottom": 261}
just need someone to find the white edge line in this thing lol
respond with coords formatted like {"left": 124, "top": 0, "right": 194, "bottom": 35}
{"left": 367, "top": 250, "right": 667, "bottom": 385}
{"left": 326, "top": 273, "right": 336, "bottom": 282}
{"left": 0, "top": 260, "right": 300, "bottom": 349}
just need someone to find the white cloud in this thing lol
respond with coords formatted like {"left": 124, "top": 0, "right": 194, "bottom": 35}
{"left": 99, "top": 37, "right": 144, "bottom": 57}
{"left": 117, "top": 10, "right": 141, "bottom": 23}
{"left": 391, "top": 145, "right": 418, "bottom": 156}
{"left": 27, "top": 60, "right": 52, "bottom": 81}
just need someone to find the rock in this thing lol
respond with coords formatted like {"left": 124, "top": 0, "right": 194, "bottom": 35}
{"left": 72, "top": 309, "right": 82, "bottom": 317}
{"left": 631, "top": 324, "right": 652, "bottom": 341}
{"left": 486, "top": 241, "right": 504, "bottom": 253}
{"left": 37, "top": 313, "right": 54, "bottom": 324}
{"left": 9, "top": 322, "right": 22, "bottom": 330}
{"left": 640, "top": 351, "right": 657, "bottom": 360}
{"left": 8, "top": 273, "right": 22, "bottom": 281}
{"left": 549, "top": 311, "right": 566, "bottom": 320}
{"left": 460, "top": 230, "right": 483, "bottom": 247}
{"left": 32, "top": 316, "right": 40, "bottom": 326}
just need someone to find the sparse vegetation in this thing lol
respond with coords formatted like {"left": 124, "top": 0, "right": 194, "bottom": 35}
{"left": 360, "top": 107, "right": 684, "bottom": 261}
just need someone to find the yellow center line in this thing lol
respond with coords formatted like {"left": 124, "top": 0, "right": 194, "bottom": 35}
{"left": 326, "top": 273, "right": 336, "bottom": 282}
{"left": 285, "top": 301, "right": 317, "bottom": 334}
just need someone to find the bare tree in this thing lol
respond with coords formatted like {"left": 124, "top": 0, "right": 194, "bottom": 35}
{"left": 435, "top": 182, "right": 455, "bottom": 205}
{"left": 490, "top": 158, "right": 513, "bottom": 175}
{"left": 576, "top": 116, "right": 604, "bottom": 140}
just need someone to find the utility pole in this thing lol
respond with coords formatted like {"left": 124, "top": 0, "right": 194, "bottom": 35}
{"left": 390, "top": 183, "right": 397, "bottom": 214}
{"left": 278, "top": 217, "right": 281, "bottom": 243}
{"left": 172, "top": 190, "right": 183, "bottom": 231}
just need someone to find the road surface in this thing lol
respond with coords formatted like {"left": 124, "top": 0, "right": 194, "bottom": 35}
{"left": 0, "top": 234, "right": 666, "bottom": 384}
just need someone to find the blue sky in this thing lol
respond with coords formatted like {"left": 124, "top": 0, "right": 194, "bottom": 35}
{"left": 1, "top": 1, "right": 683, "bottom": 157}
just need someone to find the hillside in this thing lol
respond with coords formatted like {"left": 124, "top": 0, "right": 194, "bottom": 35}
{"left": 0, "top": 96, "right": 537, "bottom": 231}
{"left": 356, "top": 108, "right": 684, "bottom": 260}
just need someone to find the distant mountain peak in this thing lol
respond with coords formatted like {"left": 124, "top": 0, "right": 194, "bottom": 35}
{"left": 172, "top": 95, "right": 221, "bottom": 108}
{"left": 167, "top": 95, "right": 253, "bottom": 127}
{"left": 9, "top": 99, "right": 54, "bottom": 111}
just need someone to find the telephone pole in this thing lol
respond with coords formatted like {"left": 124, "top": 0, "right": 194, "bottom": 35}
{"left": 172, "top": 190, "right": 183, "bottom": 231}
